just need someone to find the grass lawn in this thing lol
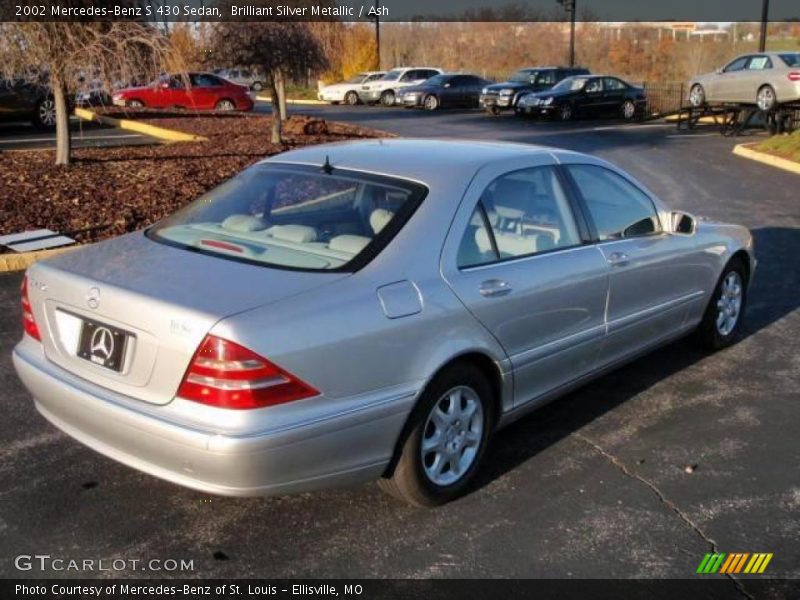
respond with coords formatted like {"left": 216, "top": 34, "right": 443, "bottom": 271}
{"left": 755, "top": 131, "right": 800, "bottom": 163}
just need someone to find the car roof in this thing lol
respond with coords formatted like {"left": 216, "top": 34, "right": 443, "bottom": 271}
{"left": 261, "top": 139, "right": 560, "bottom": 184}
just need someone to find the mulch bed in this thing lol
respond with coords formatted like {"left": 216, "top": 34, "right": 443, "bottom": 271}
{"left": 0, "top": 111, "right": 391, "bottom": 249}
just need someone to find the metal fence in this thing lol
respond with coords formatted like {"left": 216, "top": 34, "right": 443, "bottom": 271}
{"left": 640, "top": 81, "right": 686, "bottom": 118}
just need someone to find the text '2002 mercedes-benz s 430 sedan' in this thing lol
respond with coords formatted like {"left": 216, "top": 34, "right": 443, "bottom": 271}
{"left": 14, "top": 140, "right": 755, "bottom": 506}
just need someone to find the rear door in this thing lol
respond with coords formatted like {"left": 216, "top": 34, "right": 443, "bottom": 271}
{"left": 602, "top": 77, "right": 627, "bottom": 115}
{"left": 563, "top": 163, "right": 707, "bottom": 364}
{"left": 188, "top": 73, "right": 225, "bottom": 109}
{"left": 740, "top": 55, "right": 773, "bottom": 103}
{"left": 442, "top": 160, "right": 609, "bottom": 407}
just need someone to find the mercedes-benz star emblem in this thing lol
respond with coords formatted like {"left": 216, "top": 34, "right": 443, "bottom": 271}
{"left": 86, "top": 287, "right": 101, "bottom": 309}
{"left": 90, "top": 327, "right": 115, "bottom": 362}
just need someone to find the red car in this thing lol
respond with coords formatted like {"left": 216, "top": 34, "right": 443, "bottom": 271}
{"left": 112, "top": 72, "right": 254, "bottom": 111}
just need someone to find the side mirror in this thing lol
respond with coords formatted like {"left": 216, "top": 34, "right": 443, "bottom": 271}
{"left": 670, "top": 211, "right": 696, "bottom": 235}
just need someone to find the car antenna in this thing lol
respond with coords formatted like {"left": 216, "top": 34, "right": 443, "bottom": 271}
{"left": 321, "top": 155, "right": 334, "bottom": 175}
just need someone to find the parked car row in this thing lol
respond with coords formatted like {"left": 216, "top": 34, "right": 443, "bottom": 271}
{"left": 318, "top": 65, "right": 646, "bottom": 122}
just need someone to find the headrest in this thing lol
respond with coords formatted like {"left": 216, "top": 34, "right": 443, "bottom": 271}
{"left": 265, "top": 224, "right": 318, "bottom": 244}
{"left": 328, "top": 235, "right": 371, "bottom": 255}
{"left": 221, "top": 214, "right": 268, "bottom": 232}
{"left": 370, "top": 208, "right": 394, "bottom": 234}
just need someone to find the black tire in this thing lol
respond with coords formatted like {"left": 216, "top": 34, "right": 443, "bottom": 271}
{"left": 621, "top": 99, "right": 637, "bottom": 121}
{"left": 344, "top": 91, "right": 359, "bottom": 105}
{"left": 380, "top": 90, "right": 395, "bottom": 106}
{"left": 696, "top": 257, "right": 748, "bottom": 351}
{"left": 756, "top": 85, "right": 777, "bottom": 112}
{"left": 378, "top": 364, "right": 495, "bottom": 507}
{"left": 689, "top": 84, "right": 706, "bottom": 108}
{"left": 485, "top": 105, "right": 499, "bottom": 116}
{"left": 215, "top": 98, "right": 236, "bottom": 111}
{"left": 32, "top": 96, "right": 57, "bottom": 129}
{"left": 423, "top": 94, "right": 439, "bottom": 111}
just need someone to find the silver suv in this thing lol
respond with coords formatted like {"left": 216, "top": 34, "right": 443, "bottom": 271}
{"left": 214, "top": 68, "right": 265, "bottom": 92}
{"left": 359, "top": 67, "right": 443, "bottom": 106}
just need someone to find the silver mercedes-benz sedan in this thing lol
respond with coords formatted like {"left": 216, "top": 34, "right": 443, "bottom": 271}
{"left": 14, "top": 140, "right": 755, "bottom": 506}
{"left": 689, "top": 51, "right": 800, "bottom": 111}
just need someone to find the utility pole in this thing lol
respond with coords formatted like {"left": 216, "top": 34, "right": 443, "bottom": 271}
{"left": 759, "top": 0, "right": 769, "bottom": 52}
{"left": 374, "top": 0, "right": 381, "bottom": 70}
{"left": 557, "top": 0, "right": 577, "bottom": 67}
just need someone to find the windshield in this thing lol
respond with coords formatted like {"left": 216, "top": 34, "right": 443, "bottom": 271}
{"left": 147, "top": 164, "right": 427, "bottom": 272}
{"left": 552, "top": 77, "right": 587, "bottom": 92}
{"left": 344, "top": 74, "right": 367, "bottom": 84}
{"left": 382, "top": 70, "right": 402, "bottom": 81}
{"left": 509, "top": 70, "right": 537, "bottom": 82}
{"left": 779, "top": 53, "right": 800, "bottom": 67}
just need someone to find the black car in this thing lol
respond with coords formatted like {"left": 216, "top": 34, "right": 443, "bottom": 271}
{"left": 479, "top": 66, "right": 590, "bottom": 114}
{"left": 0, "top": 78, "right": 57, "bottom": 129}
{"left": 516, "top": 75, "right": 646, "bottom": 121}
{"left": 399, "top": 74, "right": 491, "bottom": 110}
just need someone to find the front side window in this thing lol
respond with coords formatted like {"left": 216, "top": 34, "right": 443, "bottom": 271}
{"left": 585, "top": 78, "right": 603, "bottom": 93}
{"left": 724, "top": 56, "right": 749, "bottom": 73}
{"left": 382, "top": 70, "right": 402, "bottom": 81}
{"left": 457, "top": 166, "right": 581, "bottom": 268}
{"left": 567, "top": 165, "right": 660, "bottom": 240}
{"left": 148, "top": 165, "right": 426, "bottom": 271}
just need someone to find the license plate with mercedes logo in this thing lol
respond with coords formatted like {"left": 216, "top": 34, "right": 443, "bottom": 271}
{"left": 77, "top": 318, "right": 130, "bottom": 372}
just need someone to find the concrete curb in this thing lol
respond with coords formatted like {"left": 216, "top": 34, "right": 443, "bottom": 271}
{"left": 0, "top": 245, "right": 81, "bottom": 273}
{"left": 255, "top": 96, "right": 327, "bottom": 105}
{"left": 74, "top": 108, "right": 208, "bottom": 143}
{"left": 733, "top": 143, "right": 800, "bottom": 175}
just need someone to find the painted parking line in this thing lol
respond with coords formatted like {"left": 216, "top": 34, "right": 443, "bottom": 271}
{"left": 592, "top": 123, "right": 671, "bottom": 131}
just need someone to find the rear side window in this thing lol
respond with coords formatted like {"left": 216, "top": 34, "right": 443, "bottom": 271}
{"left": 567, "top": 165, "right": 660, "bottom": 240}
{"left": 747, "top": 56, "right": 772, "bottom": 70}
{"left": 457, "top": 166, "right": 581, "bottom": 268}
{"left": 148, "top": 165, "right": 426, "bottom": 272}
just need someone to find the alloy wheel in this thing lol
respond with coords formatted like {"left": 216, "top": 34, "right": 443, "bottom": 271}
{"left": 689, "top": 85, "right": 705, "bottom": 107}
{"left": 424, "top": 95, "right": 439, "bottom": 111}
{"left": 345, "top": 91, "right": 359, "bottom": 105}
{"left": 420, "top": 385, "right": 484, "bottom": 487}
{"left": 757, "top": 86, "right": 776, "bottom": 112}
{"left": 38, "top": 98, "right": 56, "bottom": 127}
{"left": 716, "top": 271, "right": 743, "bottom": 336}
{"left": 622, "top": 100, "right": 636, "bottom": 120}
{"left": 559, "top": 104, "right": 573, "bottom": 121}
{"left": 216, "top": 99, "right": 235, "bottom": 111}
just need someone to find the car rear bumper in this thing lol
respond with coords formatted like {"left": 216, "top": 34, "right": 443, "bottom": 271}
{"left": 13, "top": 339, "right": 416, "bottom": 496}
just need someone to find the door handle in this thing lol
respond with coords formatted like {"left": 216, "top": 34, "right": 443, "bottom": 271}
{"left": 606, "top": 252, "right": 629, "bottom": 267}
{"left": 479, "top": 279, "right": 513, "bottom": 298}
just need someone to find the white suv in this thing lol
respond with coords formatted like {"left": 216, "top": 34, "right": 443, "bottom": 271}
{"left": 360, "top": 67, "right": 443, "bottom": 106}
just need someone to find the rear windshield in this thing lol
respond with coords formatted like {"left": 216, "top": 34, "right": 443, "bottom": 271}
{"left": 147, "top": 164, "right": 426, "bottom": 272}
{"left": 779, "top": 53, "right": 800, "bottom": 67}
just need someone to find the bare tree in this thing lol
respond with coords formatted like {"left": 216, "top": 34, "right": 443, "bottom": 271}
{"left": 213, "top": 22, "right": 327, "bottom": 144}
{"left": 0, "top": 17, "right": 178, "bottom": 165}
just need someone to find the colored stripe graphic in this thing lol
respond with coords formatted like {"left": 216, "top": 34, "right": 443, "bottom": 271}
{"left": 698, "top": 553, "right": 773, "bottom": 574}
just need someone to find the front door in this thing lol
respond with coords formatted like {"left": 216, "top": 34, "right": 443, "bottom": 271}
{"left": 564, "top": 164, "right": 708, "bottom": 364}
{"left": 442, "top": 162, "right": 609, "bottom": 407}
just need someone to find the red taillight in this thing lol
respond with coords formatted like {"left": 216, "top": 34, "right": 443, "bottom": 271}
{"left": 21, "top": 275, "right": 41, "bottom": 341}
{"left": 788, "top": 72, "right": 800, "bottom": 82}
{"left": 177, "top": 335, "right": 319, "bottom": 409}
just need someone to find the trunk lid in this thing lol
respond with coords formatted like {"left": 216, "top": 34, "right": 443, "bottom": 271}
{"left": 28, "top": 232, "right": 346, "bottom": 405}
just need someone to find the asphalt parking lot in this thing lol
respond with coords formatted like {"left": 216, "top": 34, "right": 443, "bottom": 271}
{"left": 1, "top": 105, "right": 798, "bottom": 591}
{"left": 0, "top": 118, "right": 156, "bottom": 151}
